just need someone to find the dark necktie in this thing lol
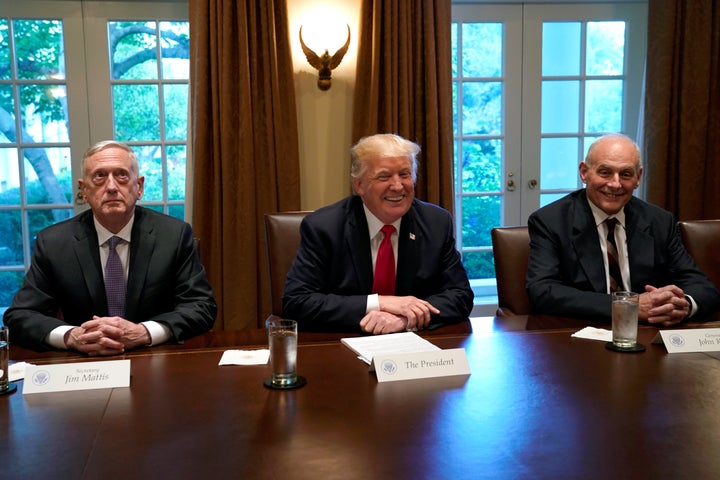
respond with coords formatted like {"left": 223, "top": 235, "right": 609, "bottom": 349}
{"left": 605, "top": 218, "right": 623, "bottom": 293}
{"left": 372, "top": 225, "right": 396, "bottom": 295}
{"left": 105, "top": 236, "right": 126, "bottom": 317}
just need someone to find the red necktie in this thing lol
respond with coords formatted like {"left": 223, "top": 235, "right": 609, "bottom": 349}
{"left": 372, "top": 225, "right": 396, "bottom": 295}
{"left": 605, "top": 218, "right": 623, "bottom": 293}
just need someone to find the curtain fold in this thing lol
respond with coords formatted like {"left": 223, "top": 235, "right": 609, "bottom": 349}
{"left": 190, "top": 0, "right": 300, "bottom": 330}
{"left": 643, "top": 0, "right": 720, "bottom": 220}
{"left": 352, "top": 0, "right": 454, "bottom": 212}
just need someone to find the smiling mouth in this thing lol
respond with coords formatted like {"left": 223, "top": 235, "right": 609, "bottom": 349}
{"left": 384, "top": 195, "right": 405, "bottom": 202}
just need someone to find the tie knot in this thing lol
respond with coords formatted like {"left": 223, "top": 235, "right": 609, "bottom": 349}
{"left": 605, "top": 217, "right": 618, "bottom": 231}
{"left": 381, "top": 225, "right": 396, "bottom": 237}
{"left": 107, "top": 236, "right": 122, "bottom": 250}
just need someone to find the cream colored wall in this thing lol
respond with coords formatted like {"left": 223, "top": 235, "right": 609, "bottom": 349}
{"left": 287, "top": 0, "right": 361, "bottom": 210}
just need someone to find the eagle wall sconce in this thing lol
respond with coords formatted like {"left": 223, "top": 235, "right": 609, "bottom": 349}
{"left": 299, "top": 24, "right": 351, "bottom": 91}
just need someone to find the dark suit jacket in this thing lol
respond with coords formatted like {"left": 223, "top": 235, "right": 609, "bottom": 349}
{"left": 282, "top": 196, "right": 474, "bottom": 331}
{"left": 3, "top": 206, "right": 217, "bottom": 349}
{"left": 527, "top": 189, "right": 720, "bottom": 321}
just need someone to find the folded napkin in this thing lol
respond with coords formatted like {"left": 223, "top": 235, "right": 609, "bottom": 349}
{"left": 571, "top": 327, "right": 612, "bottom": 342}
{"left": 219, "top": 349, "right": 270, "bottom": 366}
{"left": 9, "top": 361, "right": 34, "bottom": 381}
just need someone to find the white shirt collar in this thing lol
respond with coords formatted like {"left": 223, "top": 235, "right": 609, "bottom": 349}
{"left": 586, "top": 196, "right": 626, "bottom": 228}
{"left": 94, "top": 214, "right": 135, "bottom": 246}
{"left": 362, "top": 204, "right": 402, "bottom": 239}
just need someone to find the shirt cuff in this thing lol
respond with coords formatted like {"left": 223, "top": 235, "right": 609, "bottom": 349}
{"left": 686, "top": 295, "right": 698, "bottom": 318}
{"left": 366, "top": 293, "right": 380, "bottom": 314}
{"left": 46, "top": 325, "right": 75, "bottom": 349}
{"left": 142, "top": 321, "right": 171, "bottom": 346}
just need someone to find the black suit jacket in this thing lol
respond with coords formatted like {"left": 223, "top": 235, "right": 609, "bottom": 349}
{"left": 3, "top": 206, "right": 217, "bottom": 349}
{"left": 527, "top": 189, "right": 720, "bottom": 320}
{"left": 282, "top": 196, "right": 474, "bottom": 331}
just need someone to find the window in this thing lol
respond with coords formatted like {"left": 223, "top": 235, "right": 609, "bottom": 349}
{"left": 452, "top": 3, "right": 647, "bottom": 306}
{"left": 0, "top": 1, "right": 188, "bottom": 312}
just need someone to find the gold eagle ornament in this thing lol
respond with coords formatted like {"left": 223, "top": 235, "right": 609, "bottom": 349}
{"left": 299, "top": 24, "right": 351, "bottom": 91}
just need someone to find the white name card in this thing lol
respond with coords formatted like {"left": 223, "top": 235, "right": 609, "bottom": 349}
{"left": 371, "top": 348, "right": 470, "bottom": 383}
{"left": 653, "top": 328, "right": 720, "bottom": 353}
{"left": 23, "top": 359, "right": 131, "bottom": 394}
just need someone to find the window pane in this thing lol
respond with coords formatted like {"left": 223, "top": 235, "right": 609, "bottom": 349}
{"left": 585, "top": 80, "right": 623, "bottom": 133}
{"left": 167, "top": 144, "right": 186, "bottom": 201}
{"left": 542, "top": 22, "right": 581, "bottom": 76}
{"left": 0, "top": 19, "right": 10, "bottom": 80}
{"left": 19, "top": 84, "right": 69, "bottom": 143}
{"left": 168, "top": 204, "right": 184, "bottom": 220}
{"left": 540, "top": 192, "right": 568, "bottom": 208}
{"left": 541, "top": 80, "right": 579, "bottom": 133}
{"left": 0, "top": 85, "right": 15, "bottom": 142}
{"left": 462, "top": 251, "right": 495, "bottom": 282}
{"left": 540, "top": 137, "right": 579, "bottom": 190}
{"left": 0, "top": 148, "right": 19, "bottom": 204}
{"left": 0, "top": 271, "right": 24, "bottom": 307}
{"left": 163, "top": 84, "right": 188, "bottom": 141}
{"left": 160, "top": 21, "right": 189, "bottom": 80}
{"left": 451, "top": 23, "right": 458, "bottom": 78}
{"left": 23, "top": 147, "right": 72, "bottom": 206}
{"left": 135, "top": 144, "right": 163, "bottom": 201}
{"left": 113, "top": 84, "right": 160, "bottom": 141}
{"left": 14, "top": 20, "right": 65, "bottom": 80}
{"left": 462, "top": 195, "right": 500, "bottom": 247}
{"left": 461, "top": 23, "right": 502, "bottom": 78}
{"left": 461, "top": 139, "right": 502, "bottom": 192}
{"left": 587, "top": 21, "right": 625, "bottom": 75}
{"left": 0, "top": 209, "right": 22, "bottom": 266}
{"left": 462, "top": 82, "right": 502, "bottom": 136}
{"left": 109, "top": 21, "right": 158, "bottom": 80}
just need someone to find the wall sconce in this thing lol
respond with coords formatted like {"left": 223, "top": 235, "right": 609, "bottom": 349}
{"left": 299, "top": 24, "right": 351, "bottom": 91}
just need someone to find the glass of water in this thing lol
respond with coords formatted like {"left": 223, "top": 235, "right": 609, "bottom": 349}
{"left": 264, "top": 319, "right": 306, "bottom": 389}
{"left": 611, "top": 291, "right": 640, "bottom": 348}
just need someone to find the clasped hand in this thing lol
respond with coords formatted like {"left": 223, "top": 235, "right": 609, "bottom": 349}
{"left": 65, "top": 316, "right": 150, "bottom": 356}
{"left": 359, "top": 295, "right": 440, "bottom": 335}
{"left": 640, "top": 285, "right": 690, "bottom": 326}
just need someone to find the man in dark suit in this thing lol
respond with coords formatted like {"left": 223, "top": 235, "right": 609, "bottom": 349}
{"left": 3, "top": 141, "right": 217, "bottom": 354}
{"left": 283, "top": 134, "right": 473, "bottom": 334}
{"left": 527, "top": 133, "right": 720, "bottom": 324}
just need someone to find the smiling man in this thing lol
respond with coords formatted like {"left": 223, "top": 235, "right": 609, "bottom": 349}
{"left": 526, "top": 133, "right": 720, "bottom": 324}
{"left": 282, "top": 133, "right": 473, "bottom": 334}
{"left": 4, "top": 141, "right": 216, "bottom": 354}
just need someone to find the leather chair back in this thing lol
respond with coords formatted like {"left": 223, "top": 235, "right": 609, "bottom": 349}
{"left": 679, "top": 219, "right": 720, "bottom": 290}
{"left": 491, "top": 226, "right": 530, "bottom": 316}
{"left": 264, "top": 212, "right": 310, "bottom": 316}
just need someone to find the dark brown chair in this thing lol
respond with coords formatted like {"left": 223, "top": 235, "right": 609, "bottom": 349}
{"left": 679, "top": 219, "right": 720, "bottom": 291}
{"left": 264, "top": 212, "right": 311, "bottom": 320}
{"left": 491, "top": 226, "right": 530, "bottom": 317}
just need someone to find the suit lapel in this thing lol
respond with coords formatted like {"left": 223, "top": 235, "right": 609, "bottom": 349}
{"left": 396, "top": 206, "right": 417, "bottom": 294}
{"left": 346, "top": 198, "right": 374, "bottom": 291}
{"left": 571, "top": 194, "right": 608, "bottom": 293}
{"left": 73, "top": 212, "right": 106, "bottom": 310}
{"left": 624, "top": 199, "right": 653, "bottom": 286}
{"left": 125, "top": 208, "right": 155, "bottom": 320}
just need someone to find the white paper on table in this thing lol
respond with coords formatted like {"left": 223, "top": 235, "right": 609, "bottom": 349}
{"left": 571, "top": 327, "right": 612, "bottom": 342}
{"left": 218, "top": 349, "right": 270, "bottom": 366}
{"left": 341, "top": 332, "right": 441, "bottom": 365}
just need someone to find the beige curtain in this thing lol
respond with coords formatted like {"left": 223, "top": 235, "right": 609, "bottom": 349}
{"left": 352, "top": 0, "right": 454, "bottom": 212}
{"left": 190, "top": 0, "right": 301, "bottom": 330}
{"left": 643, "top": 0, "right": 720, "bottom": 220}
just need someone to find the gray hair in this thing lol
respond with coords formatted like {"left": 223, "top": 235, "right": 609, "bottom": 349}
{"left": 350, "top": 133, "right": 420, "bottom": 183}
{"left": 585, "top": 133, "right": 641, "bottom": 169}
{"left": 82, "top": 140, "right": 140, "bottom": 176}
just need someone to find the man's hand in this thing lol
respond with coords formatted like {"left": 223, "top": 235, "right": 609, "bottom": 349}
{"left": 377, "top": 295, "right": 440, "bottom": 331}
{"left": 359, "top": 310, "right": 408, "bottom": 335}
{"left": 65, "top": 316, "right": 151, "bottom": 356}
{"left": 640, "top": 285, "right": 689, "bottom": 326}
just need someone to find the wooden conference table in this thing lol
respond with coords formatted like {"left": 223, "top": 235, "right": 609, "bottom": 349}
{"left": 3, "top": 316, "right": 720, "bottom": 479}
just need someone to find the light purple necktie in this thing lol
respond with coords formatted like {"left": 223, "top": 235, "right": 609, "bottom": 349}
{"left": 105, "top": 236, "right": 126, "bottom": 317}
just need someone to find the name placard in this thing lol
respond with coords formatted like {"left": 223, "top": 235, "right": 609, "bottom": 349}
{"left": 23, "top": 359, "right": 131, "bottom": 394}
{"left": 653, "top": 328, "right": 720, "bottom": 354}
{"left": 371, "top": 348, "right": 470, "bottom": 383}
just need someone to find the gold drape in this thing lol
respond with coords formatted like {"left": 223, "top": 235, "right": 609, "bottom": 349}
{"left": 352, "top": 0, "right": 454, "bottom": 212}
{"left": 189, "top": 0, "right": 301, "bottom": 330}
{"left": 643, "top": 0, "right": 720, "bottom": 220}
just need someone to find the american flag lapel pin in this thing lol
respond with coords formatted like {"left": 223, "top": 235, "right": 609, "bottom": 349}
{"left": 409, "top": 233, "right": 416, "bottom": 241}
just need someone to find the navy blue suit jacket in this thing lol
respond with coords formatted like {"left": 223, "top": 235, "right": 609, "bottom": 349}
{"left": 4, "top": 206, "right": 217, "bottom": 349}
{"left": 282, "top": 196, "right": 474, "bottom": 331}
{"left": 527, "top": 189, "right": 720, "bottom": 321}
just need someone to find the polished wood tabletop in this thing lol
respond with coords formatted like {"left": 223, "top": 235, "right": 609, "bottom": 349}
{"left": 3, "top": 317, "right": 720, "bottom": 479}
